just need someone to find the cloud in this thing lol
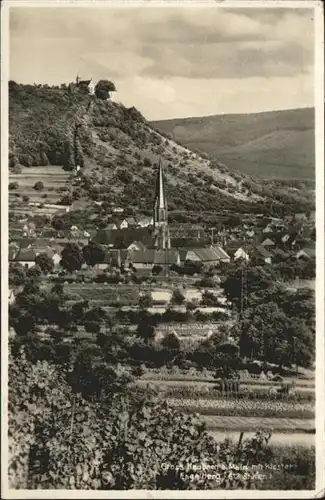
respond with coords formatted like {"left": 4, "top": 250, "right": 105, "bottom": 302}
{"left": 10, "top": 7, "right": 314, "bottom": 80}
{"left": 9, "top": 6, "right": 315, "bottom": 119}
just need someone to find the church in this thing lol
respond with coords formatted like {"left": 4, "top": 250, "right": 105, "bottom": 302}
{"left": 128, "top": 159, "right": 179, "bottom": 271}
{"left": 152, "top": 158, "right": 170, "bottom": 250}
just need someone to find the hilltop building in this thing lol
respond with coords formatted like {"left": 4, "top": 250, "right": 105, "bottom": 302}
{"left": 76, "top": 75, "right": 95, "bottom": 95}
{"left": 153, "top": 159, "right": 171, "bottom": 250}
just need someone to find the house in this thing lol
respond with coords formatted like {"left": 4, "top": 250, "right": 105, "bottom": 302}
{"left": 9, "top": 244, "right": 20, "bottom": 261}
{"left": 296, "top": 248, "right": 316, "bottom": 260}
{"left": 263, "top": 224, "right": 274, "bottom": 233}
{"left": 261, "top": 238, "right": 276, "bottom": 248}
{"left": 112, "top": 206, "right": 124, "bottom": 214}
{"left": 127, "top": 241, "right": 147, "bottom": 252}
{"left": 129, "top": 249, "right": 180, "bottom": 270}
{"left": 281, "top": 233, "right": 291, "bottom": 244}
{"left": 246, "top": 230, "right": 255, "bottom": 238}
{"left": 119, "top": 217, "right": 137, "bottom": 229}
{"left": 106, "top": 223, "right": 118, "bottom": 231}
{"left": 137, "top": 216, "right": 154, "bottom": 228}
{"left": 23, "top": 222, "right": 36, "bottom": 237}
{"left": 13, "top": 248, "right": 37, "bottom": 268}
{"left": 250, "top": 245, "right": 272, "bottom": 264}
{"left": 9, "top": 289, "right": 16, "bottom": 305}
{"left": 76, "top": 76, "right": 95, "bottom": 95}
{"left": 185, "top": 246, "right": 230, "bottom": 266}
{"left": 109, "top": 90, "right": 119, "bottom": 102}
{"left": 279, "top": 231, "right": 299, "bottom": 249}
{"left": 45, "top": 249, "right": 61, "bottom": 268}
{"left": 233, "top": 247, "right": 250, "bottom": 262}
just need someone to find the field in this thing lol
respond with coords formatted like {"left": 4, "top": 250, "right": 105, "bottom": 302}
{"left": 9, "top": 166, "right": 71, "bottom": 216}
{"left": 137, "top": 370, "right": 315, "bottom": 448}
{"left": 65, "top": 283, "right": 139, "bottom": 305}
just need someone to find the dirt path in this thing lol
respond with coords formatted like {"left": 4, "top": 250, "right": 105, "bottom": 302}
{"left": 201, "top": 415, "right": 314, "bottom": 431}
{"left": 208, "top": 430, "right": 315, "bottom": 448}
{"left": 138, "top": 379, "right": 314, "bottom": 391}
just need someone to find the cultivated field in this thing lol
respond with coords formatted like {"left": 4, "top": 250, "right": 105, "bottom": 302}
{"left": 9, "top": 166, "right": 71, "bottom": 216}
{"left": 137, "top": 370, "right": 315, "bottom": 448}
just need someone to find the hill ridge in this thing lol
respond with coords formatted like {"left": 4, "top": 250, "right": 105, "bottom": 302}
{"left": 8, "top": 83, "right": 314, "bottom": 222}
{"left": 151, "top": 108, "right": 315, "bottom": 180}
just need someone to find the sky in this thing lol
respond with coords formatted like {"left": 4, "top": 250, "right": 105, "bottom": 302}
{"left": 9, "top": 6, "right": 315, "bottom": 120}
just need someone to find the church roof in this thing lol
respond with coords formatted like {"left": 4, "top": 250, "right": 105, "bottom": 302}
{"left": 130, "top": 249, "right": 179, "bottom": 265}
{"left": 78, "top": 79, "right": 92, "bottom": 86}
{"left": 92, "top": 227, "right": 152, "bottom": 248}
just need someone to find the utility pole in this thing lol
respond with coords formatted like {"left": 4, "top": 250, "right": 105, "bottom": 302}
{"left": 293, "top": 336, "right": 298, "bottom": 377}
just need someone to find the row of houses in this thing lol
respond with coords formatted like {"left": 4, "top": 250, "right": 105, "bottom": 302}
{"left": 9, "top": 235, "right": 315, "bottom": 272}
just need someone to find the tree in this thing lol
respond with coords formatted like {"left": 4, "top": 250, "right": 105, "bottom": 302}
{"left": 51, "top": 216, "right": 65, "bottom": 231}
{"left": 35, "top": 253, "right": 54, "bottom": 274}
{"left": 9, "top": 182, "right": 19, "bottom": 190}
{"left": 95, "top": 79, "right": 116, "bottom": 100}
{"left": 9, "top": 263, "right": 27, "bottom": 287}
{"left": 59, "top": 195, "right": 72, "bottom": 206}
{"left": 83, "top": 306, "right": 106, "bottom": 334}
{"left": 186, "top": 300, "right": 197, "bottom": 312}
{"left": 9, "top": 308, "right": 37, "bottom": 337}
{"left": 60, "top": 243, "right": 84, "bottom": 272}
{"left": 139, "top": 292, "right": 153, "bottom": 310}
{"left": 161, "top": 332, "right": 180, "bottom": 352}
{"left": 201, "top": 290, "right": 218, "bottom": 307}
{"left": 171, "top": 288, "right": 185, "bottom": 306}
{"left": 152, "top": 265, "right": 163, "bottom": 276}
{"left": 83, "top": 242, "right": 105, "bottom": 267}
{"left": 26, "top": 265, "right": 42, "bottom": 283}
{"left": 116, "top": 168, "right": 133, "bottom": 184}
{"left": 33, "top": 181, "right": 44, "bottom": 191}
{"left": 136, "top": 320, "right": 155, "bottom": 344}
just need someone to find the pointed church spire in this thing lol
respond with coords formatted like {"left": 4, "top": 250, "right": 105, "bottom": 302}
{"left": 154, "top": 158, "right": 166, "bottom": 211}
{"left": 153, "top": 158, "right": 170, "bottom": 249}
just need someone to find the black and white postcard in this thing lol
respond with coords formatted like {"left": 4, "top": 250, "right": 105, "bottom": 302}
{"left": 1, "top": 0, "right": 324, "bottom": 498}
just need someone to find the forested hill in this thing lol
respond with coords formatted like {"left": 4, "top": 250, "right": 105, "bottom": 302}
{"left": 8, "top": 82, "right": 313, "bottom": 215}
{"left": 151, "top": 108, "right": 315, "bottom": 180}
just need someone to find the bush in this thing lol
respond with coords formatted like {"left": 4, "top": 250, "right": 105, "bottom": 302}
{"left": 9, "top": 182, "right": 19, "bottom": 190}
{"left": 170, "top": 289, "right": 185, "bottom": 305}
{"left": 33, "top": 181, "right": 44, "bottom": 191}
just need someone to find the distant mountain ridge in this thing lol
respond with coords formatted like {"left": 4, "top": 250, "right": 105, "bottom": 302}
{"left": 151, "top": 108, "right": 315, "bottom": 180}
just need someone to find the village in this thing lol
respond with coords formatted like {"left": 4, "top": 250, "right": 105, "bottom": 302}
{"left": 9, "top": 171, "right": 315, "bottom": 276}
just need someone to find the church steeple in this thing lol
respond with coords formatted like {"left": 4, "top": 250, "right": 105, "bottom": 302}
{"left": 153, "top": 159, "right": 170, "bottom": 249}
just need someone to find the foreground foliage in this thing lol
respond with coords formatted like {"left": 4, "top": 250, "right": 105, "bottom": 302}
{"left": 8, "top": 348, "right": 315, "bottom": 490}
